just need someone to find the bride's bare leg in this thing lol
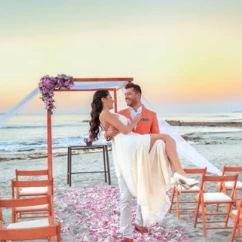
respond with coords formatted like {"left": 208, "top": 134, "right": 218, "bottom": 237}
{"left": 150, "top": 134, "right": 187, "bottom": 176}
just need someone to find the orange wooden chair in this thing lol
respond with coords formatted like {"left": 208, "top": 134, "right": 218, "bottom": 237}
{"left": 0, "top": 196, "right": 61, "bottom": 242}
{"left": 216, "top": 166, "right": 242, "bottom": 209}
{"left": 194, "top": 174, "right": 238, "bottom": 237}
{"left": 15, "top": 169, "right": 52, "bottom": 198}
{"left": 12, "top": 179, "right": 53, "bottom": 222}
{"left": 169, "top": 167, "right": 207, "bottom": 219}
{"left": 229, "top": 197, "right": 242, "bottom": 242}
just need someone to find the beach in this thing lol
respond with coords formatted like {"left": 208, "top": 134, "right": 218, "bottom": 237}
{"left": 1, "top": 113, "right": 242, "bottom": 241}
{"left": 1, "top": 134, "right": 242, "bottom": 241}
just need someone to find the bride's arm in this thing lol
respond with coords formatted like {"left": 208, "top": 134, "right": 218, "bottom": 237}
{"left": 101, "top": 111, "right": 141, "bottom": 134}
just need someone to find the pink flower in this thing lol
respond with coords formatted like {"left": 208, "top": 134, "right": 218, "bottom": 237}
{"left": 39, "top": 74, "right": 74, "bottom": 114}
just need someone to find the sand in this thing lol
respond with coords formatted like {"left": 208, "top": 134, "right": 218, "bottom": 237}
{"left": 1, "top": 140, "right": 242, "bottom": 241}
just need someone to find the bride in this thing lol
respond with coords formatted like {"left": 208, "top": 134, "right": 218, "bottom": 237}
{"left": 88, "top": 89, "right": 198, "bottom": 236}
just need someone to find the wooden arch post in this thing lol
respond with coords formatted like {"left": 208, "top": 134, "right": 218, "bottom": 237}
{"left": 46, "top": 77, "right": 133, "bottom": 180}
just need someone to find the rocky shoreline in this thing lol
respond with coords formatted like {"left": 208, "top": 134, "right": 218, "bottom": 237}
{"left": 167, "top": 120, "right": 242, "bottom": 127}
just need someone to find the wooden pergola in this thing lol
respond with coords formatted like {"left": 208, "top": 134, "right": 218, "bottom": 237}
{"left": 46, "top": 77, "right": 133, "bottom": 179}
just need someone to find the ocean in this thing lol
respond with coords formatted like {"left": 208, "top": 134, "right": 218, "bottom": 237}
{"left": 0, "top": 112, "right": 242, "bottom": 154}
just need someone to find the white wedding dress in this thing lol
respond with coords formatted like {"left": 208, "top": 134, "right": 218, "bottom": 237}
{"left": 111, "top": 114, "right": 172, "bottom": 226}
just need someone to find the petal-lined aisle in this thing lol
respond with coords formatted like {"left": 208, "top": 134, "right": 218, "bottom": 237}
{"left": 54, "top": 186, "right": 189, "bottom": 242}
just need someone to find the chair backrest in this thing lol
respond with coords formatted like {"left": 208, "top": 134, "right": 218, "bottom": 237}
{"left": 0, "top": 223, "right": 61, "bottom": 241}
{"left": 11, "top": 179, "right": 54, "bottom": 198}
{"left": 0, "top": 196, "right": 53, "bottom": 220}
{"left": 0, "top": 196, "right": 52, "bottom": 209}
{"left": 184, "top": 167, "right": 207, "bottom": 175}
{"left": 15, "top": 169, "right": 50, "bottom": 180}
{"left": 218, "top": 166, "right": 242, "bottom": 192}
{"left": 222, "top": 166, "right": 242, "bottom": 175}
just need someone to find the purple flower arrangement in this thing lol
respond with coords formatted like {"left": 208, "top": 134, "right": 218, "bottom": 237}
{"left": 39, "top": 74, "right": 74, "bottom": 114}
{"left": 84, "top": 137, "right": 93, "bottom": 146}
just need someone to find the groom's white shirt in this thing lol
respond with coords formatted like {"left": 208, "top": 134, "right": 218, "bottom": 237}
{"left": 130, "top": 105, "right": 142, "bottom": 119}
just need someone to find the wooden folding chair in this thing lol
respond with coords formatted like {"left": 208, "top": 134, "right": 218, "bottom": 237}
{"left": 169, "top": 167, "right": 207, "bottom": 219}
{"left": 194, "top": 174, "right": 238, "bottom": 237}
{"left": 229, "top": 197, "right": 242, "bottom": 242}
{"left": 15, "top": 169, "right": 52, "bottom": 197}
{"left": 12, "top": 179, "right": 54, "bottom": 222}
{"left": 217, "top": 166, "right": 242, "bottom": 209}
{"left": 0, "top": 196, "right": 61, "bottom": 242}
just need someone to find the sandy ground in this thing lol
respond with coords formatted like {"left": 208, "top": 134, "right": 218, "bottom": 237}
{"left": 1, "top": 140, "right": 242, "bottom": 241}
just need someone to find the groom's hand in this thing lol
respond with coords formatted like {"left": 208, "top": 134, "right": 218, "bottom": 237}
{"left": 106, "top": 125, "right": 119, "bottom": 141}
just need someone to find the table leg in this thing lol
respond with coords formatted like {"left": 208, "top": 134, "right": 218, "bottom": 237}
{"left": 105, "top": 146, "right": 111, "bottom": 185}
{"left": 103, "top": 146, "right": 107, "bottom": 182}
{"left": 67, "top": 147, "right": 70, "bottom": 185}
{"left": 69, "top": 148, "right": 72, "bottom": 186}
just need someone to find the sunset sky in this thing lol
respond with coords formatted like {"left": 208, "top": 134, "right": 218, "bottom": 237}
{"left": 0, "top": 0, "right": 242, "bottom": 114}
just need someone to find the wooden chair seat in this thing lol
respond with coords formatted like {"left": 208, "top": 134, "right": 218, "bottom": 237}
{"left": 19, "top": 186, "right": 49, "bottom": 196}
{"left": 7, "top": 218, "right": 49, "bottom": 229}
{"left": 218, "top": 180, "right": 242, "bottom": 189}
{"left": 196, "top": 192, "right": 233, "bottom": 203}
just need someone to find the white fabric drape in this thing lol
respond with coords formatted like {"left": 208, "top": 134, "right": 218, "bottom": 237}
{"left": 0, "top": 88, "right": 39, "bottom": 129}
{"left": 140, "top": 95, "right": 222, "bottom": 175}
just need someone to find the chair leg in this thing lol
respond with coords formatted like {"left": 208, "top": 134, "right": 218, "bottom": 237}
{"left": 216, "top": 203, "right": 220, "bottom": 211}
{"left": 202, "top": 204, "right": 207, "bottom": 237}
{"left": 229, "top": 223, "right": 238, "bottom": 242}
{"left": 102, "top": 147, "right": 107, "bottom": 183}
{"left": 57, "top": 223, "right": 61, "bottom": 242}
{"left": 168, "top": 186, "right": 175, "bottom": 213}
{"left": 225, "top": 204, "right": 232, "bottom": 227}
{"left": 176, "top": 190, "right": 180, "bottom": 219}
{"left": 205, "top": 206, "right": 208, "bottom": 221}
{"left": 233, "top": 192, "right": 238, "bottom": 208}
{"left": 194, "top": 201, "right": 200, "bottom": 228}
{"left": 11, "top": 208, "right": 16, "bottom": 223}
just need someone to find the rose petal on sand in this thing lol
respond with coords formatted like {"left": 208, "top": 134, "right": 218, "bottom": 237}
{"left": 54, "top": 186, "right": 189, "bottom": 241}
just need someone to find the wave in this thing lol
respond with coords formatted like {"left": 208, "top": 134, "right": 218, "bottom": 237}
{"left": 2, "top": 123, "right": 85, "bottom": 130}
{"left": 202, "top": 115, "right": 230, "bottom": 117}
{"left": 0, "top": 135, "right": 108, "bottom": 153}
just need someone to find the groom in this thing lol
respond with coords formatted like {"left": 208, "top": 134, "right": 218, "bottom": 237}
{"left": 106, "top": 82, "right": 160, "bottom": 242}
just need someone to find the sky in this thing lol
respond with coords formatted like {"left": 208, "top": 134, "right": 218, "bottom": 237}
{"left": 0, "top": 0, "right": 242, "bottom": 114}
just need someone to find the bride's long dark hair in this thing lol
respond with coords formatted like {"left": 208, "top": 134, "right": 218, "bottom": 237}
{"left": 89, "top": 89, "right": 109, "bottom": 141}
